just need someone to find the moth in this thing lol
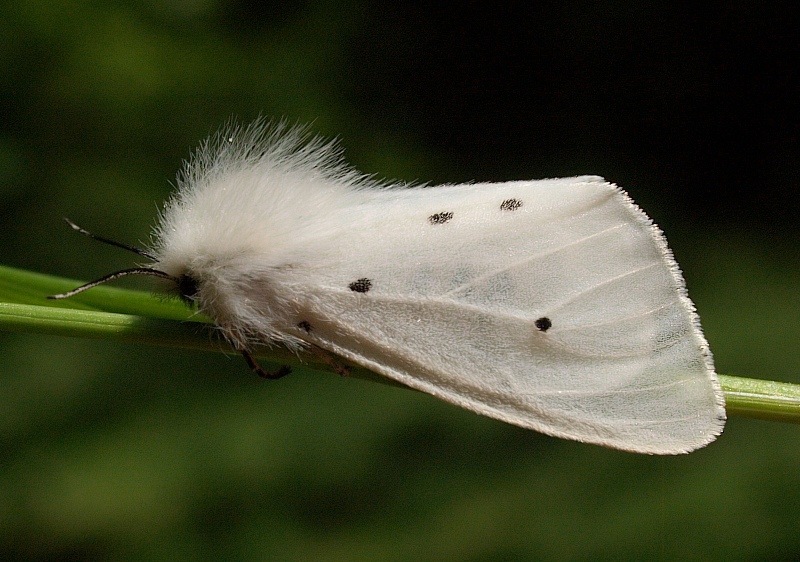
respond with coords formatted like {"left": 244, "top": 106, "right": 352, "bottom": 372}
{"left": 52, "top": 121, "right": 726, "bottom": 454}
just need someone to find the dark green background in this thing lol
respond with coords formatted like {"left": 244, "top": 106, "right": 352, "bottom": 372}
{"left": 2, "top": 3, "right": 799, "bottom": 559}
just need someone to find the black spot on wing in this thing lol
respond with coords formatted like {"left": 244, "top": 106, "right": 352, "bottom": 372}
{"left": 500, "top": 198, "right": 523, "bottom": 211}
{"left": 348, "top": 278, "right": 372, "bottom": 293}
{"left": 298, "top": 320, "right": 312, "bottom": 332}
{"left": 428, "top": 211, "right": 454, "bottom": 224}
{"left": 535, "top": 317, "right": 552, "bottom": 332}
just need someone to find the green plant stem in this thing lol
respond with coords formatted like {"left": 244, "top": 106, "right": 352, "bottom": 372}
{"left": 1, "top": 264, "right": 799, "bottom": 421}
{"left": 717, "top": 375, "right": 800, "bottom": 423}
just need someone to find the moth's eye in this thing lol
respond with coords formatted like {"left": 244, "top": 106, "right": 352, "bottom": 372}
{"left": 177, "top": 274, "right": 200, "bottom": 304}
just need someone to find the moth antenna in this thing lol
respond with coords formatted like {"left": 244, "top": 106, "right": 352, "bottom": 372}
{"left": 62, "top": 218, "right": 156, "bottom": 260}
{"left": 48, "top": 268, "right": 176, "bottom": 299}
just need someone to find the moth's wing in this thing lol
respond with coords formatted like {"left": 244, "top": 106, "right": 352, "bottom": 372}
{"left": 288, "top": 177, "right": 726, "bottom": 454}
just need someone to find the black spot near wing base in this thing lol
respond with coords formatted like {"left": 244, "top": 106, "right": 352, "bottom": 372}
{"left": 535, "top": 317, "right": 552, "bottom": 332}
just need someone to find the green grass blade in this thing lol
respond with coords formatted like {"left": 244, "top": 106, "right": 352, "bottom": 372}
{"left": 0, "top": 264, "right": 398, "bottom": 385}
{"left": 1, "top": 264, "right": 799, "bottom": 419}
{"left": 718, "top": 375, "right": 800, "bottom": 423}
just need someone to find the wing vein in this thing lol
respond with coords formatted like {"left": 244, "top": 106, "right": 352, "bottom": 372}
{"left": 547, "top": 261, "right": 660, "bottom": 314}
{"left": 442, "top": 222, "right": 628, "bottom": 298}
{"left": 525, "top": 376, "right": 701, "bottom": 397}
{"left": 555, "top": 298, "right": 682, "bottom": 332}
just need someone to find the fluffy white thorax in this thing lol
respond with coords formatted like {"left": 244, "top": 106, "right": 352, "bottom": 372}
{"left": 150, "top": 123, "right": 381, "bottom": 345}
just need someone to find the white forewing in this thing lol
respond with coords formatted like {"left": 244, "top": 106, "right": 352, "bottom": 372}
{"left": 278, "top": 178, "right": 724, "bottom": 454}
{"left": 153, "top": 124, "right": 725, "bottom": 454}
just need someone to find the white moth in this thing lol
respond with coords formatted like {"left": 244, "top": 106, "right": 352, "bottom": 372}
{"left": 54, "top": 121, "right": 726, "bottom": 454}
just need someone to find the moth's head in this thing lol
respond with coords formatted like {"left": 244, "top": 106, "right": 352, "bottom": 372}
{"left": 152, "top": 242, "right": 260, "bottom": 311}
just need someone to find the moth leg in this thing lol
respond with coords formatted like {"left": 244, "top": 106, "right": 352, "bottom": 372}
{"left": 240, "top": 348, "right": 291, "bottom": 380}
{"left": 310, "top": 345, "right": 351, "bottom": 377}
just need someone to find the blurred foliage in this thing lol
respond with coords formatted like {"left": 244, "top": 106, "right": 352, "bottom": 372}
{"left": 1, "top": 1, "right": 799, "bottom": 560}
